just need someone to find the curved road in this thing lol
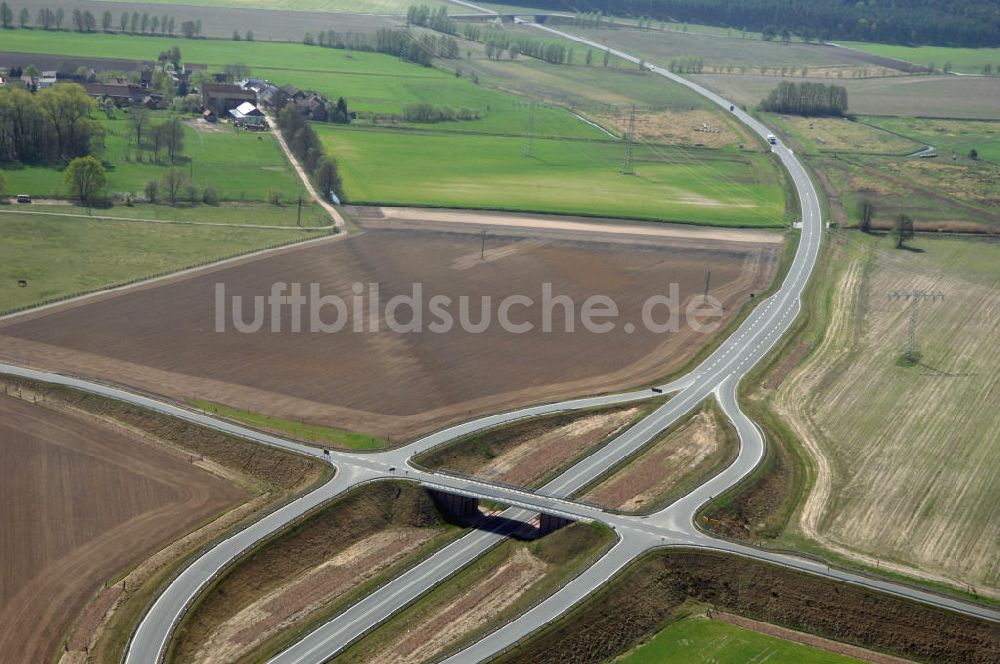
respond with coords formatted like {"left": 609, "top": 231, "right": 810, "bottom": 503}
{"left": 2, "top": 17, "right": 996, "bottom": 664}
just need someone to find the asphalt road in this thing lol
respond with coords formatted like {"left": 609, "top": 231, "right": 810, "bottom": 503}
{"left": 1, "top": 16, "right": 996, "bottom": 664}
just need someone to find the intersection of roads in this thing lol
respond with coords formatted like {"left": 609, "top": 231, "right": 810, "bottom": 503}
{"left": 3, "top": 15, "right": 996, "bottom": 664}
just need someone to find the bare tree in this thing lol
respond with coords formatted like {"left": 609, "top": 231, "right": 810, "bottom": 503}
{"left": 895, "top": 214, "right": 914, "bottom": 249}
{"left": 162, "top": 169, "right": 186, "bottom": 205}
{"left": 858, "top": 200, "right": 875, "bottom": 233}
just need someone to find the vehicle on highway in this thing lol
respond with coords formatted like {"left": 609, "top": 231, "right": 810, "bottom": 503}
{"left": 767, "top": 134, "right": 778, "bottom": 145}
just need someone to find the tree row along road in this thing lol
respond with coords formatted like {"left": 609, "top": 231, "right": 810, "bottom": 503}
{"left": 1, "top": 18, "right": 996, "bottom": 664}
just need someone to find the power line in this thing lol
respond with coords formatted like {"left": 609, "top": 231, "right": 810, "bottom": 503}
{"left": 523, "top": 100, "right": 535, "bottom": 157}
{"left": 888, "top": 289, "right": 944, "bottom": 361}
{"left": 622, "top": 105, "right": 635, "bottom": 174}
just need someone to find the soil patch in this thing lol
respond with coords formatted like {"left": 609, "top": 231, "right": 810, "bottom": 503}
{"left": 0, "top": 222, "right": 780, "bottom": 441}
{"left": 582, "top": 402, "right": 736, "bottom": 512}
{"left": 0, "top": 394, "right": 245, "bottom": 664}
{"left": 417, "top": 402, "right": 653, "bottom": 488}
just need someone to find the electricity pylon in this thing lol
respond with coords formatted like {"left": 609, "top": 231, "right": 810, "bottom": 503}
{"left": 889, "top": 289, "right": 944, "bottom": 361}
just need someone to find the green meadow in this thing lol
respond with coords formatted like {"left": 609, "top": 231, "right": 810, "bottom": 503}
{"left": 1, "top": 113, "right": 306, "bottom": 202}
{"left": 840, "top": 42, "right": 1000, "bottom": 74}
{"left": 0, "top": 213, "right": 317, "bottom": 311}
{"left": 621, "top": 616, "right": 862, "bottom": 664}
{"left": 863, "top": 117, "right": 1000, "bottom": 164}
{"left": 2, "top": 29, "right": 784, "bottom": 224}
{"left": 319, "top": 126, "right": 786, "bottom": 226}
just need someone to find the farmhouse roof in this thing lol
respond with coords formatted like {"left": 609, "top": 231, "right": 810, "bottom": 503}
{"left": 232, "top": 101, "right": 263, "bottom": 116}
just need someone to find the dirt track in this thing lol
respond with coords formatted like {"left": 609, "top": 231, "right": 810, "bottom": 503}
{"left": 0, "top": 216, "right": 780, "bottom": 441}
{"left": 0, "top": 396, "right": 245, "bottom": 664}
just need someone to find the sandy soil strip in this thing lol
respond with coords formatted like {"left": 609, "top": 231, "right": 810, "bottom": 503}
{"left": 479, "top": 408, "right": 640, "bottom": 486}
{"left": 192, "top": 528, "right": 436, "bottom": 664}
{"left": 584, "top": 409, "right": 720, "bottom": 512}
{"left": 712, "top": 612, "right": 912, "bottom": 663}
{"left": 370, "top": 548, "right": 548, "bottom": 664}
{"left": 377, "top": 207, "right": 784, "bottom": 245}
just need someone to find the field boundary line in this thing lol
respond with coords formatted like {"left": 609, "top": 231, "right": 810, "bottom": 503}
{"left": 266, "top": 115, "right": 346, "bottom": 232}
{"left": 0, "top": 207, "right": 332, "bottom": 231}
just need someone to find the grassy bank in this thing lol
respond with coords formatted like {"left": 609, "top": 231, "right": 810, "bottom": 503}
{"left": 0, "top": 213, "right": 322, "bottom": 312}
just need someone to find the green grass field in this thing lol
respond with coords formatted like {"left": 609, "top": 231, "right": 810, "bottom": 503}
{"left": 190, "top": 398, "right": 388, "bottom": 449}
{"left": 0, "top": 213, "right": 318, "bottom": 311}
{"left": 620, "top": 615, "right": 862, "bottom": 663}
{"left": 81, "top": 0, "right": 449, "bottom": 13}
{"left": 0, "top": 30, "right": 599, "bottom": 140}
{"left": 1, "top": 112, "right": 306, "bottom": 202}
{"left": 320, "top": 126, "right": 785, "bottom": 225}
{"left": 839, "top": 42, "right": 1000, "bottom": 74}
{"left": 863, "top": 117, "right": 1000, "bottom": 164}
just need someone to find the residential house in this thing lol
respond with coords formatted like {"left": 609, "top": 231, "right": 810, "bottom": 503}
{"left": 38, "top": 71, "right": 58, "bottom": 89}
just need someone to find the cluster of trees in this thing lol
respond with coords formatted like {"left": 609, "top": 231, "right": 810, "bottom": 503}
{"left": 276, "top": 105, "right": 342, "bottom": 201}
{"left": 461, "top": 25, "right": 582, "bottom": 65}
{"left": 406, "top": 4, "right": 456, "bottom": 35}
{"left": 302, "top": 26, "right": 460, "bottom": 62}
{"left": 759, "top": 81, "right": 848, "bottom": 117}
{"left": 667, "top": 56, "right": 705, "bottom": 73}
{"left": 144, "top": 170, "right": 215, "bottom": 206}
{"left": 124, "top": 108, "right": 185, "bottom": 163}
{"left": 0, "top": 84, "right": 103, "bottom": 164}
{"left": 490, "top": 0, "right": 1000, "bottom": 47}
{"left": 0, "top": 3, "right": 204, "bottom": 37}
{"left": 481, "top": 29, "right": 573, "bottom": 64}
{"left": 402, "top": 103, "right": 479, "bottom": 123}
{"left": 231, "top": 30, "right": 254, "bottom": 41}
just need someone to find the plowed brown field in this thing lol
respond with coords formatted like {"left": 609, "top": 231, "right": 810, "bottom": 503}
{"left": 0, "top": 396, "right": 246, "bottom": 663}
{"left": 0, "top": 216, "right": 780, "bottom": 441}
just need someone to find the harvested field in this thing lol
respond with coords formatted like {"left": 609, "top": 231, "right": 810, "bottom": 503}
{"left": 169, "top": 482, "right": 457, "bottom": 663}
{"left": 580, "top": 400, "right": 737, "bottom": 513}
{"left": 336, "top": 522, "right": 614, "bottom": 664}
{"left": 0, "top": 394, "right": 246, "bottom": 664}
{"left": 0, "top": 215, "right": 781, "bottom": 442}
{"left": 770, "top": 234, "right": 1000, "bottom": 593}
{"left": 692, "top": 73, "right": 1000, "bottom": 120}
{"left": 417, "top": 402, "right": 660, "bottom": 488}
{"left": 494, "top": 549, "right": 1000, "bottom": 664}
{"left": 768, "top": 115, "right": 924, "bottom": 155}
{"left": 596, "top": 109, "right": 747, "bottom": 147}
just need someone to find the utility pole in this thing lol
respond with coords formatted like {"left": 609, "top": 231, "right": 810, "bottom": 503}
{"left": 297, "top": 195, "right": 302, "bottom": 226}
{"left": 481, "top": 230, "right": 486, "bottom": 259}
{"left": 623, "top": 105, "right": 636, "bottom": 174}
{"left": 889, "top": 290, "right": 943, "bottom": 361}
{"left": 703, "top": 269, "right": 711, "bottom": 298}
{"left": 523, "top": 101, "right": 535, "bottom": 157}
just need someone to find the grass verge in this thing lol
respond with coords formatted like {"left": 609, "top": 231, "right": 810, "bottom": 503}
{"left": 190, "top": 398, "right": 389, "bottom": 450}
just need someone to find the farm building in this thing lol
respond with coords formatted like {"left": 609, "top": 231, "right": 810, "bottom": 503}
{"left": 229, "top": 101, "right": 266, "bottom": 128}
{"left": 201, "top": 83, "right": 256, "bottom": 116}
{"left": 81, "top": 82, "right": 148, "bottom": 105}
